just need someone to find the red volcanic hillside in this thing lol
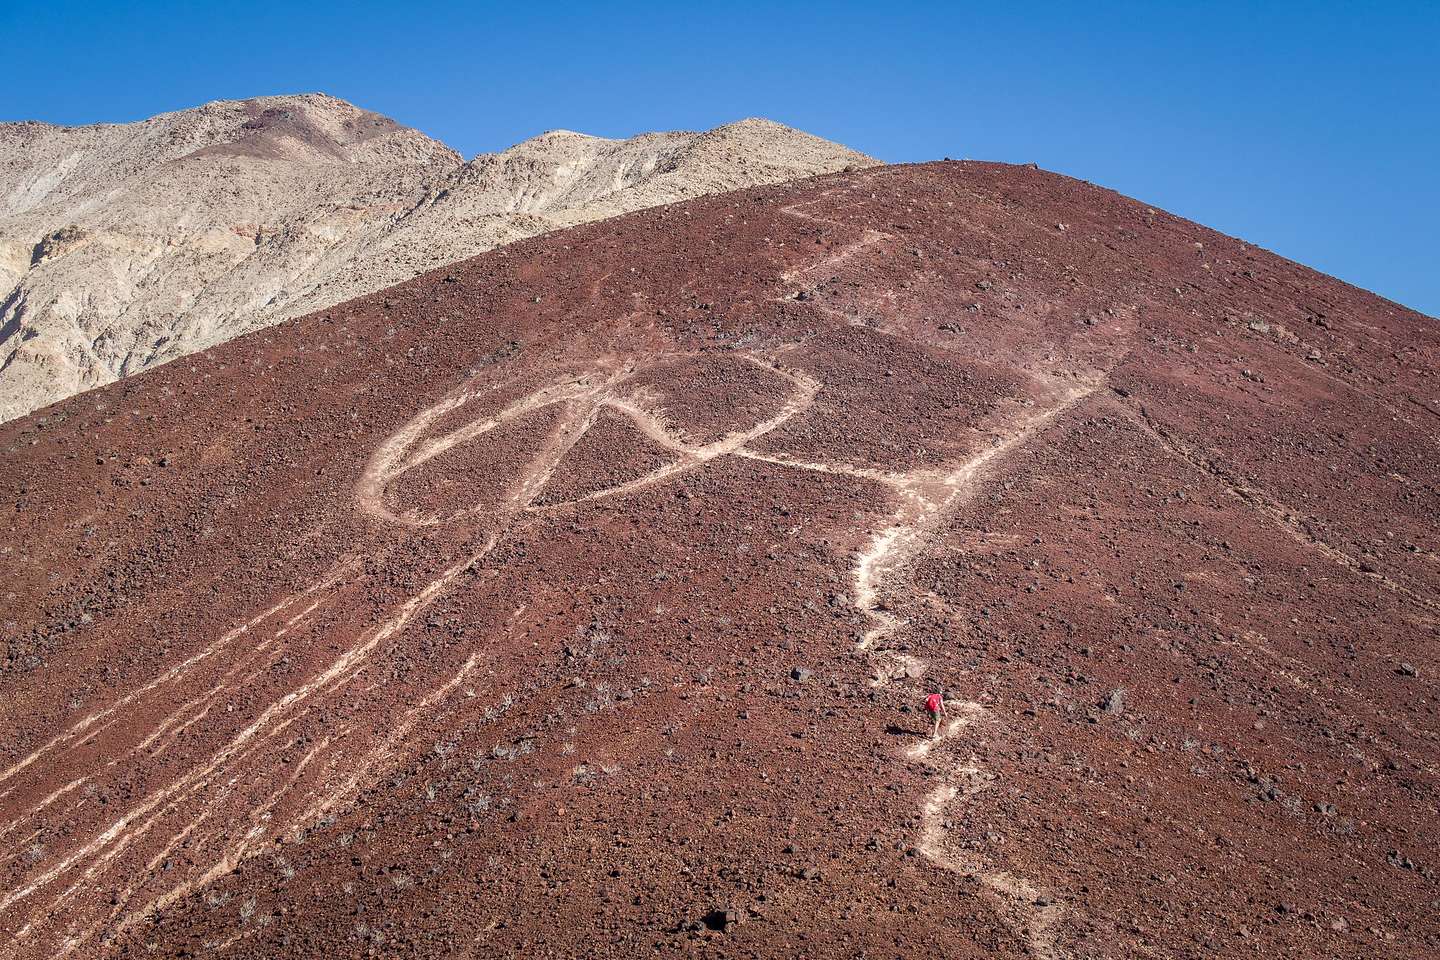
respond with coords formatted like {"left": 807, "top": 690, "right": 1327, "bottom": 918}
{"left": 0, "top": 162, "right": 1437, "bottom": 959}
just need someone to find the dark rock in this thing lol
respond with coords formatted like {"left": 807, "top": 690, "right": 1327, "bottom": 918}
{"left": 700, "top": 908, "right": 736, "bottom": 932}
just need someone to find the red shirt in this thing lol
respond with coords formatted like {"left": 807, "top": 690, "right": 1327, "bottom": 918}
{"left": 925, "top": 693, "right": 943, "bottom": 713}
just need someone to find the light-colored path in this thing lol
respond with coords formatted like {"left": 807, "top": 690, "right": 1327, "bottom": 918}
{"left": 756, "top": 378, "right": 1097, "bottom": 960}
{"left": 0, "top": 350, "right": 822, "bottom": 958}
{"left": 770, "top": 181, "right": 1107, "bottom": 956}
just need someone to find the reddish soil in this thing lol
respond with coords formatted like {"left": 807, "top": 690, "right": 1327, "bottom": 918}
{"left": 0, "top": 162, "right": 1436, "bottom": 959}
{"left": 532, "top": 409, "right": 678, "bottom": 507}
{"left": 385, "top": 405, "right": 568, "bottom": 524}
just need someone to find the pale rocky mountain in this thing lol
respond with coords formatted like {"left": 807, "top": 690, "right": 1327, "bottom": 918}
{"left": 0, "top": 94, "right": 875, "bottom": 421}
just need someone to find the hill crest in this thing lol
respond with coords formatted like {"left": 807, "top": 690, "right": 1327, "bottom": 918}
{"left": 0, "top": 160, "right": 1434, "bottom": 958}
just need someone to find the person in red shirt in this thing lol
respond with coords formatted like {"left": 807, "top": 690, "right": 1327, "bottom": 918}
{"left": 924, "top": 690, "right": 947, "bottom": 739}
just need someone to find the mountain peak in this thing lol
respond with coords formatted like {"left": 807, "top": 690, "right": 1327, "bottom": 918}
{"left": 0, "top": 98, "right": 874, "bottom": 422}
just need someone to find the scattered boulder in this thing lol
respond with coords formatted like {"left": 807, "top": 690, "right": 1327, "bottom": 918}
{"left": 1387, "top": 850, "right": 1416, "bottom": 871}
{"left": 700, "top": 908, "right": 737, "bottom": 932}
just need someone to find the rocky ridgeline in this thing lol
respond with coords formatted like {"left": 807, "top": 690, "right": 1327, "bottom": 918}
{"left": 0, "top": 94, "right": 875, "bottom": 422}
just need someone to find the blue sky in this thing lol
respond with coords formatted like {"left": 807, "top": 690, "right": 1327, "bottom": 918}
{"left": 2, "top": 1, "right": 1435, "bottom": 316}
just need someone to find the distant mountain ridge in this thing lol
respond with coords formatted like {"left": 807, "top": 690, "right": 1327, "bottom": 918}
{"left": 0, "top": 93, "right": 876, "bottom": 421}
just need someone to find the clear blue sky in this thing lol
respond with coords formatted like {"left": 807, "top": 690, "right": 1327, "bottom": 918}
{"left": 3, "top": 1, "right": 1436, "bottom": 316}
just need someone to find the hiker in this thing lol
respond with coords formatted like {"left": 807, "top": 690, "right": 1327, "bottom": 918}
{"left": 924, "top": 689, "right": 947, "bottom": 739}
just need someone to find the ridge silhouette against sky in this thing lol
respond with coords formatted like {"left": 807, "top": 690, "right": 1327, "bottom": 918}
{"left": 2, "top": 0, "right": 1435, "bottom": 316}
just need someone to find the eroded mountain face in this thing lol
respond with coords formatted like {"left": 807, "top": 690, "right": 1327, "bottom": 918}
{"left": 1, "top": 162, "right": 1436, "bottom": 958}
{"left": 0, "top": 95, "right": 875, "bottom": 422}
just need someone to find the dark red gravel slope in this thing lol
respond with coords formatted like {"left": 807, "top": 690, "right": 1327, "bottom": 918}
{"left": 0, "top": 162, "right": 1436, "bottom": 959}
